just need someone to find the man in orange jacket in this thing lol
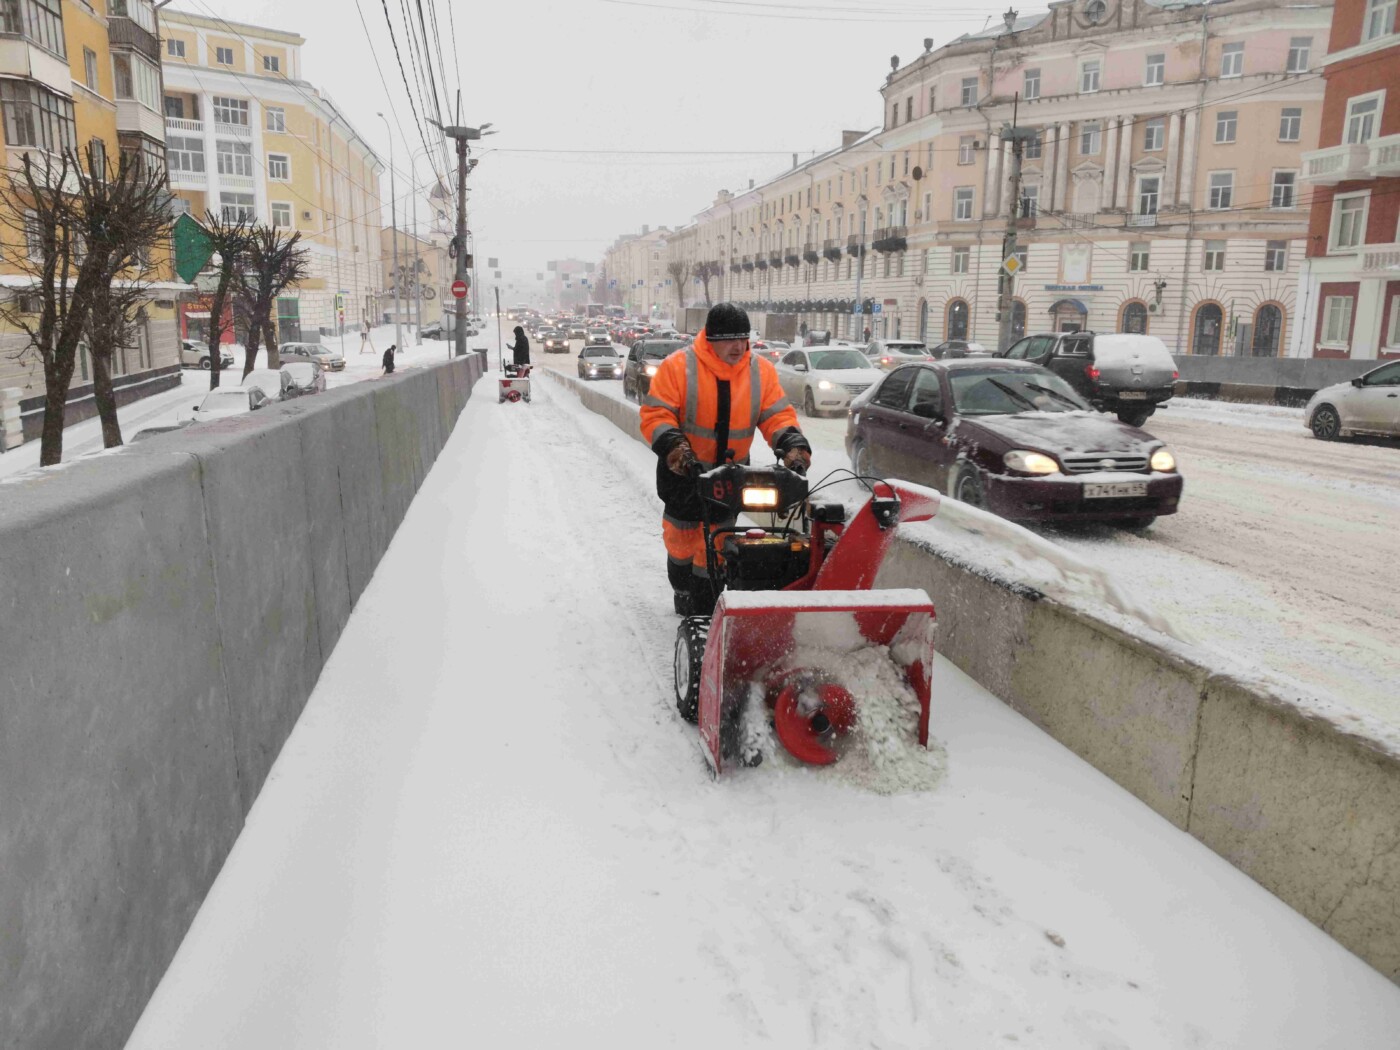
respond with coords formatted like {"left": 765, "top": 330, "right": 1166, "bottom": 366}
{"left": 640, "top": 303, "right": 812, "bottom": 615}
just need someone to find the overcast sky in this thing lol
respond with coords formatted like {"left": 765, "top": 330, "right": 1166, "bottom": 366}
{"left": 192, "top": 0, "right": 1018, "bottom": 279}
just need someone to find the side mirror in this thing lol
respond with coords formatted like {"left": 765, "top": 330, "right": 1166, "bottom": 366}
{"left": 1351, "top": 377, "right": 1364, "bottom": 387}
{"left": 794, "top": 363, "right": 808, "bottom": 372}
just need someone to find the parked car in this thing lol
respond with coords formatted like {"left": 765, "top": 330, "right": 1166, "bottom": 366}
{"left": 845, "top": 360, "right": 1182, "bottom": 527}
{"left": 421, "top": 320, "right": 445, "bottom": 340}
{"left": 624, "top": 338, "right": 686, "bottom": 400}
{"left": 539, "top": 328, "right": 570, "bottom": 354}
{"left": 999, "top": 331, "right": 1177, "bottom": 428}
{"left": 866, "top": 339, "right": 934, "bottom": 370}
{"left": 187, "top": 386, "right": 270, "bottom": 422}
{"left": 282, "top": 360, "right": 326, "bottom": 396}
{"left": 929, "top": 339, "right": 990, "bottom": 359}
{"left": 578, "top": 345, "right": 624, "bottom": 380}
{"left": 1305, "top": 360, "right": 1400, "bottom": 440}
{"left": 585, "top": 328, "right": 611, "bottom": 347}
{"left": 242, "top": 367, "right": 295, "bottom": 401}
{"left": 179, "top": 339, "right": 234, "bottom": 371}
{"left": 775, "top": 347, "right": 885, "bottom": 417}
{"left": 279, "top": 342, "right": 345, "bottom": 371}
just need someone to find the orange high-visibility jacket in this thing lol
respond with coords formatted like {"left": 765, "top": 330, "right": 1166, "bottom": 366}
{"left": 639, "top": 333, "right": 801, "bottom": 466}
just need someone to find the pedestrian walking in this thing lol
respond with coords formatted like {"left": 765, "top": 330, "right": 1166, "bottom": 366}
{"left": 382, "top": 344, "right": 396, "bottom": 375}
{"left": 359, "top": 318, "right": 375, "bottom": 355}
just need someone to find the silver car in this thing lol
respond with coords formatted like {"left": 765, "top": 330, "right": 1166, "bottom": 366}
{"left": 775, "top": 347, "right": 886, "bottom": 417}
{"left": 1305, "top": 360, "right": 1400, "bottom": 440}
{"left": 280, "top": 341, "right": 345, "bottom": 371}
{"left": 180, "top": 339, "right": 235, "bottom": 371}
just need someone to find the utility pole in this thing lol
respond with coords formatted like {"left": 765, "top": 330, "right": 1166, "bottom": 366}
{"left": 377, "top": 113, "right": 402, "bottom": 355}
{"left": 439, "top": 118, "right": 494, "bottom": 361}
{"left": 997, "top": 93, "right": 1038, "bottom": 354}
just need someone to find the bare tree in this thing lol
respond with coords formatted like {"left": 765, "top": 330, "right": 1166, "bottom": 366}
{"left": 233, "top": 225, "right": 310, "bottom": 375}
{"left": 199, "top": 210, "right": 253, "bottom": 389}
{"left": 694, "top": 261, "right": 722, "bottom": 307}
{"left": 666, "top": 260, "right": 690, "bottom": 313}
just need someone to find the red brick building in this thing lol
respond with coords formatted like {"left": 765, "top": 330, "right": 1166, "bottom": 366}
{"left": 1296, "top": 0, "right": 1400, "bottom": 358}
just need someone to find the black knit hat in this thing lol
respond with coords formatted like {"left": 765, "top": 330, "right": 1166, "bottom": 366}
{"left": 704, "top": 302, "right": 751, "bottom": 342}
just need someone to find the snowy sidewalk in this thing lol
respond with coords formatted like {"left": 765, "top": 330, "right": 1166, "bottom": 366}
{"left": 125, "top": 368, "right": 1400, "bottom": 1048}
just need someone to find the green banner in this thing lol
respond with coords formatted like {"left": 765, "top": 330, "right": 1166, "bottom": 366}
{"left": 172, "top": 213, "right": 213, "bottom": 284}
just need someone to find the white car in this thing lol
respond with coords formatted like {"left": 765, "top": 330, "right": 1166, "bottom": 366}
{"left": 242, "top": 367, "right": 295, "bottom": 402}
{"left": 179, "top": 339, "right": 235, "bottom": 371}
{"left": 185, "top": 386, "right": 270, "bottom": 422}
{"left": 775, "top": 347, "right": 886, "bottom": 417}
{"left": 866, "top": 339, "right": 934, "bottom": 370}
{"left": 1305, "top": 360, "right": 1400, "bottom": 440}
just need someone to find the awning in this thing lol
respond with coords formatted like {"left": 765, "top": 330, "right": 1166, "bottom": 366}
{"left": 1048, "top": 297, "right": 1088, "bottom": 314}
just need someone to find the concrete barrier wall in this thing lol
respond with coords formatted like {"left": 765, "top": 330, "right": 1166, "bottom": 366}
{"left": 0, "top": 353, "right": 484, "bottom": 1048}
{"left": 1170, "top": 354, "right": 1385, "bottom": 405}
{"left": 542, "top": 368, "right": 1400, "bottom": 983}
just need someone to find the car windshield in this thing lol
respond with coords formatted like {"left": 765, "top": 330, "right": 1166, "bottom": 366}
{"left": 949, "top": 368, "right": 1088, "bottom": 415}
{"left": 807, "top": 350, "right": 870, "bottom": 370}
{"left": 643, "top": 340, "right": 684, "bottom": 359}
{"left": 199, "top": 390, "right": 248, "bottom": 415}
{"left": 284, "top": 362, "right": 316, "bottom": 382}
{"left": 582, "top": 347, "right": 617, "bottom": 358}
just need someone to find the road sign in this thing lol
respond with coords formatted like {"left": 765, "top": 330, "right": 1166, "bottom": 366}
{"left": 872, "top": 304, "right": 883, "bottom": 314}
{"left": 1001, "top": 254, "right": 1023, "bottom": 277}
{"left": 451, "top": 279, "right": 468, "bottom": 299}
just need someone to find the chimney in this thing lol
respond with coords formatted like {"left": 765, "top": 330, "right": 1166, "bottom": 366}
{"left": 841, "top": 129, "right": 864, "bottom": 149}
{"left": 791, "top": 153, "right": 798, "bottom": 169}
{"left": 748, "top": 178, "right": 754, "bottom": 189}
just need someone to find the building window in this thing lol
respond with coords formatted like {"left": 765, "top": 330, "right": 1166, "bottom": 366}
{"left": 271, "top": 201, "right": 292, "bottom": 228}
{"left": 1080, "top": 59, "right": 1101, "bottom": 93}
{"left": 215, "top": 46, "right": 234, "bottom": 65}
{"left": 0, "top": 80, "right": 76, "bottom": 152}
{"left": 1330, "top": 194, "right": 1367, "bottom": 251}
{"left": 1364, "top": 0, "right": 1396, "bottom": 41}
{"left": 267, "top": 153, "right": 289, "bottom": 180}
{"left": 1013, "top": 246, "right": 1029, "bottom": 270}
{"left": 954, "top": 187, "right": 974, "bottom": 220}
{"left": 947, "top": 299, "right": 970, "bottom": 340}
{"left": 112, "top": 53, "right": 161, "bottom": 111}
{"left": 952, "top": 246, "right": 970, "bottom": 273}
{"left": 961, "top": 77, "right": 978, "bottom": 106}
{"left": 88, "top": 136, "right": 105, "bottom": 175}
{"left": 1145, "top": 53, "right": 1164, "bottom": 86}
{"left": 890, "top": 104, "right": 898, "bottom": 128}
{"left": 1086, "top": 0, "right": 1107, "bottom": 22}
{"left": 0, "top": 0, "right": 65, "bottom": 59}
{"left": 1024, "top": 68, "right": 1041, "bottom": 99}
{"left": 212, "top": 96, "right": 249, "bottom": 125}
{"left": 1080, "top": 122, "right": 1101, "bottom": 155}
{"left": 1203, "top": 240, "right": 1226, "bottom": 271}
{"left": 1270, "top": 171, "right": 1296, "bottom": 209}
{"left": 1321, "top": 296, "right": 1353, "bottom": 344}
{"left": 263, "top": 54, "right": 280, "bottom": 73}
{"left": 1122, "top": 301, "right": 1148, "bottom": 333}
{"left": 1144, "top": 118, "right": 1164, "bottom": 151}
{"left": 958, "top": 135, "right": 975, "bottom": 165}
{"left": 1024, "top": 134, "right": 1042, "bottom": 160}
{"left": 928, "top": 86, "right": 936, "bottom": 111}
{"left": 167, "top": 37, "right": 185, "bottom": 58}
{"left": 1215, "top": 110, "right": 1237, "bottom": 143}
{"left": 1286, "top": 37, "right": 1311, "bottom": 72}
{"left": 1208, "top": 172, "right": 1234, "bottom": 210}
{"left": 81, "top": 47, "right": 99, "bottom": 91}
{"left": 1221, "top": 42, "right": 1244, "bottom": 78}
{"left": 266, "top": 106, "right": 285, "bottom": 133}
{"left": 1388, "top": 295, "right": 1400, "bottom": 345}
{"left": 905, "top": 96, "right": 912, "bottom": 122}
{"left": 1279, "top": 107, "right": 1302, "bottom": 142}
{"left": 163, "top": 95, "right": 183, "bottom": 119}
{"left": 166, "top": 134, "right": 204, "bottom": 172}
{"left": 216, "top": 139, "right": 253, "bottom": 177}
{"left": 1129, "top": 243, "right": 1150, "bottom": 271}
{"left": 219, "top": 192, "right": 255, "bottom": 222}
{"left": 1020, "top": 184, "right": 1039, "bottom": 217}
{"left": 1137, "top": 176, "right": 1160, "bottom": 215}
{"left": 170, "top": 196, "right": 191, "bottom": 217}
{"left": 1345, "top": 94, "right": 1381, "bottom": 144}
{"left": 1264, "top": 240, "right": 1287, "bottom": 271}
{"left": 1252, "top": 304, "right": 1282, "bottom": 355}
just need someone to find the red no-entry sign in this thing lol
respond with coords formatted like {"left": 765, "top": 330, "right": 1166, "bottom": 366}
{"left": 451, "top": 279, "right": 468, "bottom": 299}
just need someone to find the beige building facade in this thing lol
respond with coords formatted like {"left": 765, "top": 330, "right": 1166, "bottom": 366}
{"left": 601, "top": 226, "right": 670, "bottom": 319}
{"left": 380, "top": 226, "right": 449, "bottom": 328}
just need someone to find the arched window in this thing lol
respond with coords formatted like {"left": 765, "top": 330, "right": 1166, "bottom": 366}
{"left": 918, "top": 299, "right": 930, "bottom": 341}
{"left": 1252, "top": 304, "right": 1282, "bottom": 356}
{"left": 1011, "top": 300, "right": 1026, "bottom": 341}
{"left": 1193, "top": 302, "right": 1223, "bottom": 355}
{"left": 947, "top": 298, "right": 969, "bottom": 340}
{"left": 1121, "top": 301, "right": 1149, "bottom": 334}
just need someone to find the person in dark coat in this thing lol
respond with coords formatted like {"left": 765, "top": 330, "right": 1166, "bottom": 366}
{"left": 382, "top": 344, "right": 396, "bottom": 375}
{"left": 508, "top": 325, "right": 530, "bottom": 367}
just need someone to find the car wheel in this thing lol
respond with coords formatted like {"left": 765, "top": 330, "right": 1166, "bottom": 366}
{"left": 851, "top": 440, "right": 873, "bottom": 477}
{"left": 1116, "top": 406, "right": 1153, "bottom": 428}
{"left": 199, "top": 357, "right": 211, "bottom": 370}
{"left": 952, "top": 463, "right": 985, "bottom": 509}
{"left": 1311, "top": 404, "right": 1342, "bottom": 441}
{"left": 803, "top": 389, "right": 818, "bottom": 417}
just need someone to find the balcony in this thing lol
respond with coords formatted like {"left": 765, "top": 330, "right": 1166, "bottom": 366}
{"left": 784, "top": 250, "right": 801, "bottom": 267}
{"left": 1368, "top": 134, "right": 1400, "bottom": 178}
{"left": 803, "top": 243, "right": 820, "bottom": 264}
{"left": 755, "top": 257, "right": 768, "bottom": 270}
{"left": 822, "top": 238, "right": 842, "bottom": 261}
{"left": 107, "top": 16, "right": 161, "bottom": 64}
{"left": 167, "top": 166, "right": 206, "bottom": 189}
{"left": 214, "top": 121, "right": 252, "bottom": 140}
{"left": 846, "top": 235, "right": 865, "bottom": 257}
{"left": 871, "top": 225, "right": 908, "bottom": 253}
{"left": 220, "top": 171, "right": 255, "bottom": 190}
{"left": 729, "top": 260, "right": 742, "bottom": 273}
{"left": 1127, "top": 212, "right": 1159, "bottom": 228}
{"left": 166, "top": 117, "right": 203, "bottom": 135}
{"left": 1359, "top": 242, "right": 1400, "bottom": 275}
{"left": 1300, "top": 142, "right": 1369, "bottom": 185}
{"left": 741, "top": 255, "right": 754, "bottom": 271}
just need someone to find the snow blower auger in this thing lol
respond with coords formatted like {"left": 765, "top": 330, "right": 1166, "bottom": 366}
{"left": 672, "top": 461, "right": 940, "bottom": 775}
{"left": 499, "top": 363, "right": 532, "bottom": 403}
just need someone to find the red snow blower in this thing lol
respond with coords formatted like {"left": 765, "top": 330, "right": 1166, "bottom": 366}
{"left": 673, "top": 462, "right": 939, "bottom": 774}
{"left": 499, "top": 363, "right": 532, "bottom": 403}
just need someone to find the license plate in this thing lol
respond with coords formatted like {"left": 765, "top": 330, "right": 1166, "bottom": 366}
{"left": 1119, "top": 391, "right": 1148, "bottom": 400}
{"left": 1084, "top": 482, "right": 1147, "bottom": 498}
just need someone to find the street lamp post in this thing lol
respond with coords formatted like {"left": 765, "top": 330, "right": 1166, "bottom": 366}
{"left": 377, "top": 112, "right": 402, "bottom": 354}
{"left": 439, "top": 121, "right": 494, "bottom": 361}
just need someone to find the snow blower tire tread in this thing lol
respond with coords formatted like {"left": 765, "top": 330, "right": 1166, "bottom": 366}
{"left": 674, "top": 617, "right": 708, "bottom": 725}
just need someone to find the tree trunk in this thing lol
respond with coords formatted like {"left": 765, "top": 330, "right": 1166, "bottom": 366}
{"left": 39, "top": 362, "right": 68, "bottom": 467}
{"left": 264, "top": 317, "right": 280, "bottom": 368}
{"left": 242, "top": 317, "right": 261, "bottom": 378}
{"left": 91, "top": 350, "right": 123, "bottom": 449}
{"left": 208, "top": 279, "right": 229, "bottom": 389}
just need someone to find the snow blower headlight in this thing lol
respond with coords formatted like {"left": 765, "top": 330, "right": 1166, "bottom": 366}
{"left": 742, "top": 486, "right": 780, "bottom": 510}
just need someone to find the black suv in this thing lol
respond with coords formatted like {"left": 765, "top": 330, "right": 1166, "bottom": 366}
{"left": 999, "top": 331, "right": 1177, "bottom": 427}
{"left": 624, "top": 338, "right": 685, "bottom": 401}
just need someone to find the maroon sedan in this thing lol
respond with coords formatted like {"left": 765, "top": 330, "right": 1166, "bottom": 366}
{"left": 845, "top": 360, "right": 1183, "bottom": 527}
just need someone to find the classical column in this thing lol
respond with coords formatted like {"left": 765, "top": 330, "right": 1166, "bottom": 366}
{"left": 1163, "top": 111, "right": 1182, "bottom": 206}
{"left": 1001, "top": 140, "right": 1013, "bottom": 215}
{"left": 985, "top": 137, "right": 1003, "bottom": 217}
{"left": 1043, "top": 124, "right": 1058, "bottom": 212}
{"left": 1178, "top": 109, "right": 1199, "bottom": 208}
{"left": 1054, "top": 124, "right": 1071, "bottom": 212}
{"left": 1115, "top": 117, "right": 1132, "bottom": 210}
{"left": 1104, "top": 119, "right": 1120, "bottom": 210}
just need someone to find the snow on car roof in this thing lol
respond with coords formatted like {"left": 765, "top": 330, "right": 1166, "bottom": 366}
{"left": 1091, "top": 333, "right": 1175, "bottom": 369}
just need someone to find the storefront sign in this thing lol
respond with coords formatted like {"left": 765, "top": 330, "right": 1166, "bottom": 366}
{"left": 1044, "top": 284, "right": 1105, "bottom": 292}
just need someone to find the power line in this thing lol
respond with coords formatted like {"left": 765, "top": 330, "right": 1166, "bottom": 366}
{"left": 378, "top": 0, "right": 446, "bottom": 184}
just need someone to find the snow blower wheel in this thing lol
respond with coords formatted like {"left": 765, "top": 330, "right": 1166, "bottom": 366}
{"left": 673, "top": 617, "right": 708, "bottom": 724}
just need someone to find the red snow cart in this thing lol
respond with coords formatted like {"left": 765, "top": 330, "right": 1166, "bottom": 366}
{"left": 673, "top": 462, "right": 939, "bottom": 775}
{"left": 499, "top": 363, "right": 532, "bottom": 403}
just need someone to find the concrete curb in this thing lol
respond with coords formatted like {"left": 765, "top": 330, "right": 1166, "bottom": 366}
{"left": 541, "top": 367, "right": 1400, "bottom": 984}
{"left": 0, "top": 353, "right": 485, "bottom": 1048}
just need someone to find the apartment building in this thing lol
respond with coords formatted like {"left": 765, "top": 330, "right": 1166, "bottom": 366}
{"left": 1294, "top": 0, "right": 1400, "bottom": 359}
{"left": 0, "top": 0, "right": 182, "bottom": 432}
{"left": 160, "top": 9, "right": 382, "bottom": 342}
{"left": 665, "top": 0, "right": 1330, "bottom": 355}
{"left": 601, "top": 226, "right": 670, "bottom": 318}
{"left": 380, "top": 226, "right": 449, "bottom": 327}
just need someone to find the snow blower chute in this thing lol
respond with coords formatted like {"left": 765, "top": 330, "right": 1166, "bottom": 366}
{"left": 672, "top": 462, "right": 939, "bottom": 775}
{"left": 499, "top": 363, "right": 532, "bottom": 403}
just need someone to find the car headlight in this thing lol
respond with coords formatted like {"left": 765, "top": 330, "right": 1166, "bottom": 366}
{"left": 1150, "top": 447, "right": 1176, "bottom": 472}
{"left": 1003, "top": 449, "right": 1060, "bottom": 475}
{"left": 645, "top": 364, "right": 659, "bottom": 376}
{"left": 817, "top": 380, "right": 833, "bottom": 390}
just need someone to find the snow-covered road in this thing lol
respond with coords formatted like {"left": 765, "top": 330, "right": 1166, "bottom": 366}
{"left": 125, "top": 362, "right": 1400, "bottom": 1048}
{"left": 531, "top": 347, "right": 1400, "bottom": 727}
